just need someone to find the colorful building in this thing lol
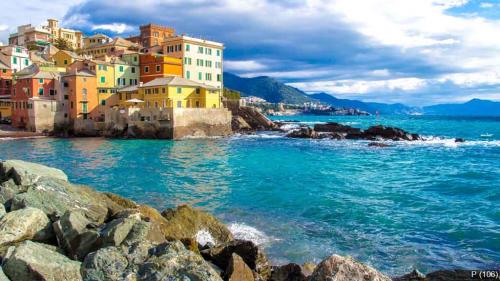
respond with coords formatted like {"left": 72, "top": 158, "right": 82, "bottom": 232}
{"left": 139, "top": 53, "right": 183, "bottom": 83}
{"left": 45, "top": 19, "right": 83, "bottom": 50}
{"left": 0, "top": 45, "right": 32, "bottom": 73}
{"left": 138, "top": 76, "right": 221, "bottom": 109}
{"left": 79, "top": 37, "right": 140, "bottom": 58}
{"left": 8, "top": 24, "right": 52, "bottom": 49}
{"left": 0, "top": 61, "right": 13, "bottom": 97}
{"left": 0, "top": 97, "right": 11, "bottom": 120}
{"left": 126, "top": 24, "right": 175, "bottom": 48}
{"left": 162, "top": 35, "right": 223, "bottom": 90}
{"left": 83, "top": 34, "right": 112, "bottom": 49}
{"left": 62, "top": 70, "right": 98, "bottom": 121}
{"left": 11, "top": 66, "right": 62, "bottom": 129}
{"left": 53, "top": 50, "right": 83, "bottom": 68}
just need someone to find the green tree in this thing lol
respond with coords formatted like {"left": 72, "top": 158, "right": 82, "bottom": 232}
{"left": 53, "top": 38, "right": 73, "bottom": 51}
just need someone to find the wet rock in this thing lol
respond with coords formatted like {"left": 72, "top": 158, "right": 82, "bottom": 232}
{"left": 271, "top": 263, "right": 307, "bottom": 281}
{"left": 455, "top": 138, "right": 465, "bottom": 143}
{"left": 302, "top": 262, "right": 316, "bottom": 277}
{"left": 10, "top": 177, "right": 120, "bottom": 224}
{"left": 364, "top": 126, "right": 421, "bottom": 141}
{"left": 232, "top": 116, "right": 253, "bottom": 132}
{"left": 226, "top": 253, "right": 255, "bottom": 281}
{"left": 0, "top": 207, "right": 53, "bottom": 247}
{"left": 82, "top": 246, "right": 129, "bottom": 281}
{"left": 368, "top": 142, "right": 391, "bottom": 148}
{"left": 392, "top": 269, "right": 426, "bottom": 281}
{"left": 309, "top": 255, "right": 391, "bottom": 281}
{"left": 314, "top": 122, "right": 361, "bottom": 135}
{"left": 161, "top": 205, "right": 233, "bottom": 245}
{"left": 104, "top": 192, "right": 138, "bottom": 209}
{"left": 127, "top": 123, "right": 160, "bottom": 139}
{"left": 53, "top": 210, "right": 100, "bottom": 260}
{"left": 236, "top": 106, "right": 276, "bottom": 131}
{"left": 137, "top": 240, "right": 223, "bottom": 281}
{"left": 3, "top": 240, "right": 82, "bottom": 281}
{"left": 0, "top": 159, "right": 68, "bottom": 186}
{"left": 136, "top": 205, "right": 170, "bottom": 236}
{"left": 122, "top": 219, "right": 165, "bottom": 246}
{"left": 286, "top": 127, "right": 318, "bottom": 139}
{"left": 425, "top": 270, "right": 475, "bottom": 281}
{"left": 201, "top": 240, "right": 271, "bottom": 280}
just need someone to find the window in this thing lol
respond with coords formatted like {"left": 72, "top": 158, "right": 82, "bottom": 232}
{"left": 216, "top": 50, "right": 221, "bottom": 56}
{"left": 119, "top": 66, "right": 124, "bottom": 72}
{"left": 64, "top": 59, "right": 68, "bottom": 65}
{"left": 144, "top": 66, "right": 149, "bottom": 73}
{"left": 206, "top": 48, "right": 212, "bottom": 55}
{"left": 1, "top": 69, "right": 6, "bottom": 73}
{"left": 206, "top": 60, "right": 212, "bottom": 67}
{"left": 198, "top": 46, "right": 203, "bottom": 54}
{"left": 205, "top": 73, "right": 212, "bottom": 81}
{"left": 101, "top": 100, "right": 106, "bottom": 106}
{"left": 64, "top": 95, "right": 69, "bottom": 100}
{"left": 12, "top": 57, "right": 17, "bottom": 64}
{"left": 39, "top": 79, "right": 44, "bottom": 84}
{"left": 82, "top": 103, "right": 88, "bottom": 113}
{"left": 134, "top": 56, "right": 138, "bottom": 62}
{"left": 177, "top": 101, "right": 182, "bottom": 108}
{"left": 186, "top": 44, "right": 190, "bottom": 51}
{"left": 197, "top": 59, "right": 203, "bottom": 66}
{"left": 131, "top": 67, "right": 136, "bottom": 73}
{"left": 82, "top": 88, "right": 87, "bottom": 100}
{"left": 16, "top": 47, "right": 21, "bottom": 53}
{"left": 196, "top": 88, "right": 200, "bottom": 94}
{"left": 186, "top": 71, "right": 190, "bottom": 79}
{"left": 100, "top": 76, "right": 105, "bottom": 83}
{"left": 217, "top": 74, "right": 222, "bottom": 82}
{"left": 49, "top": 89, "right": 56, "bottom": 96}
{"left": 71, "top": 101, "right": 74, "bottom": 109}
{"left": 198, "top": 72, "right": 202, "bottom": 80}
{"left": 196, "top": 101, "right": 200, "bottom": 107}
{"left": 162, "top": 88, "right": 166, "bottom": 94}
{"left": 38, "top": 88, "right": 44, "bottom": 96}
{"left": 25, "top": 59, "right": 29, "bottom": 66}
{"left": 156, "top": 65, "right": 161, "bottom": 72}
{"left": 177, "top": 87, "right": 182, "bottom": 94}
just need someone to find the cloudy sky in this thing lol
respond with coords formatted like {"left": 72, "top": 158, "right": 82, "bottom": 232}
{"left": 1, "top": 0, "right": 500, "bottom": 105}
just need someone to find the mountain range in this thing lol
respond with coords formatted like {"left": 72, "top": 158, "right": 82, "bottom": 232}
{"left": 224, "top": 72, "right": 500, "bottom": 116}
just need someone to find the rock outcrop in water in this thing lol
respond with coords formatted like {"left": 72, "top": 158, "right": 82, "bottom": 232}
{"left": 0, "top": 159, "right": 465, "bottom": 281}
{"left": 285, "top": 122, "right": 423, "bottom": 141}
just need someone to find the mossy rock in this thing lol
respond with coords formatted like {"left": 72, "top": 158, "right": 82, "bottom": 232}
{"left": 104, "top": 193, "right": 138, "bottom": 209}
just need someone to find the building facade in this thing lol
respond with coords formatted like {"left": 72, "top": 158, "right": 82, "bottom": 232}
{"left": 62, "top": 70, "right": 99, "bottom": 121}
{"left": 83, "top": 34, "right": 112, "bottom": 49}
{"left": 46, "top": 19, "right": 83, "bottom": 50}
{"left": 0, "top": 46, "right": 32, "bottom": 73}
{"left": 0, "top": 61, "right": 13, "bottom": 97}
{"left": 126, "top": 24, "right": 175, "bottom": 48}
{"left": 8, "top": 24, "right": 52, "bottom": 49}
{"left": 162, "top": 36, "right": 223, "bottom": 90}
{"left": 139, "top": 53, "right": 183, "bottom": 83}
{"left": 53, "top": 50, "right": 83, "bottom": 68}
{"left": 79, "top": 37, "right": 140, "bottom": 58}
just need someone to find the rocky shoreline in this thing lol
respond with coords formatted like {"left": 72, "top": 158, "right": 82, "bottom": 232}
{"left": 0, "top": 160, "right": 485, "bottom": 281}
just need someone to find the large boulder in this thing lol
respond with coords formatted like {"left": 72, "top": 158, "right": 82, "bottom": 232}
{"left": 100, "top": 217, "right": 139, "bottom": 247}
{"left": 201, "top": 240, "right": 271, "bottom": 280}
{"left": 121, "top": 220, "right": 165, "bottom": 246}
{"left": 309, "top": 255, "right": 391, "bottom": 281}
{"left": 393, "top": 269, "right": 426, "bottom": 281}
{"left": 53, "top": 210, "right": 100, "bottom": 260}
{"left": 363, "top": 126, "right": 421, "bottom": 141}
{"left": 161, "top": 205, "right": 233, "bottom": 245}
{"left": 286, "top": 127, "right": 318, "bottom": 139}
{"left": 0, "top": 160, "right": 68, "bottom": 186}
{"left": 314, "top": 122, "right": 361, "bottom": 134}
{"left": 426, "top": 270, "right": 476, "bottom": 281}
{"left": 137, "top": 240, "right": 223, "bottom": 281}
{"left": 2, "top": 240, "right": 82, "bottom": 281}
{"left": 225, "top": 253, "right": 255, "bottom": 281}
{"left": 271, "top": 263, "right": 307, "bottom": 281}
{"left": 0, "top": 179, "right": 21, "bottom": 207}
{"left": 82, "top": 246, "right": 130, "bottom": 281}
{"left": 0, "top": 207, "right": 52, "bottom": 247}
{"left": 10, "top": 176, "right": 121, "bottom": 223}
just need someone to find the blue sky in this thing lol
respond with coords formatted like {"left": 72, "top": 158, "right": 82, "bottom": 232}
{"left": 1, "top": 0, "right": 500, "bottom": 105}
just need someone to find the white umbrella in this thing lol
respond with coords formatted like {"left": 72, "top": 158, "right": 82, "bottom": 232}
{"left": 126, "top": 99, "right": 144, "bottom": 103}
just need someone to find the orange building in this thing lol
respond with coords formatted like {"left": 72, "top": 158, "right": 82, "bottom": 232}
{"left": 62, "top": 70, "right": 98, "bottom": 121}
{"left": 0, "top": 61, "right": 13, "bottom": 97}
{"left": 126, "top": 24, "right": 175, "bottom": 48}
{"left": 139, "top": 53, "right": 183, "bottom": 83}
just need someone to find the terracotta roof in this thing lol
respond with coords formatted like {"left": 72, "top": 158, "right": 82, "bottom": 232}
{"left": 16, "top": 66, "right": 60, "bottom": 79}
{"left": 60, "top": 50, "right": 82, "bottom": 60}
{"left": 62, "top": 69, "right": 95, "bottom": 77}
{"left": 142, "top": 76, "right": 218, "bottom": 90}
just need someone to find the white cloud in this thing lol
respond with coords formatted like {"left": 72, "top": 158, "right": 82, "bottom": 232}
{"left": 224, "top": 60, "right": 267, "bottom": 71}
{"left": 480, "top": 2, "right": 494, "bottom": 8}
{"left": 0, "top": 25, "right": 7, "bottom": 32}
{"left": 91, "top": 23, "right": 132, "bottom": 34}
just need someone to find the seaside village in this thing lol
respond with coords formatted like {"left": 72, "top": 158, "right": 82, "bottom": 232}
{"left": 0, "top": 19, "right": 237, "bottom": 139}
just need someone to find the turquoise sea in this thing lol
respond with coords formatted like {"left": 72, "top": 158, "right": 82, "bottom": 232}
{"left": 0, "top": 115, "right": 499, "bottom": 276}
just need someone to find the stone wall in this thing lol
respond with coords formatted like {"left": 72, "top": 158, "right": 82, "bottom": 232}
{"left": 28, "top": 100, "right": 66, "bottom": 133}
{"left": 171, "top": 108, "right": 232, "bottom": 139}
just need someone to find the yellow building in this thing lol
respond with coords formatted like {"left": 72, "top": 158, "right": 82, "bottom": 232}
{"left": 46, "top": 19, "right": 83, "bottom": 50}
{"left": 138, "top": 76, "right": 221, "bottom": 109}
{"left": 53, "top": 50, "right": 83, "bottom": 68}
{"left": 0, "top": 98, "right": 12, "bottom": 120}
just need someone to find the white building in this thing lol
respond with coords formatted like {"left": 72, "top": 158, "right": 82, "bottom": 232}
{"left": 0, "top": 45, "right": 32, "bottom": 73}
{"left": 160, "top": 35, "right": 224, "bottom": 90}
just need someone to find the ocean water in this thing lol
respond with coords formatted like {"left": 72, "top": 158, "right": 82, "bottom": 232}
{"left": 0, "top": 115, "right": 499, "bottom": 276}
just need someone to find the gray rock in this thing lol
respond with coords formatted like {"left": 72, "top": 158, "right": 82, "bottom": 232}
{"left": 100, "top": 217, "right": 139, "bottom": 247}
{"left": 138, "top": 240, "right": 223, "bottom": 281}
{"left": 201, "top": 240, "right": 271, "bottom": 280}
{"left": 0, "top": 207, "right": 53, "bottom": 247}
{"left": 82, "top": 246, "right": 129, "bottom": 281}
{"left": 121, "top": 220, "right": 165, "bottom": 246}
{"left": 286, "top": 127, "right": 318, "bottom": 139}
{"left": 0, "top": 268, "right": 10, "bottom": 281}
{"left": 0, "top": 204, "right": 5, "bottom": 219}
{"left": 10, "top": 177, "right": 117, "bottom": 224}
{"left": 309, "top": 255, "right": 391, "bottom": 281}
{"left": 0, "top": 179, "right": 21, "bottom": 206}
{"left": 53, "top": 210, "right": 100, "bottom": 260}
{"left": 161, "top": 205, "right": 233, "bottom": 245}
{"left": 3, "top": 240, "right": 82, "bottom": 281}
{"left": 226, "top": 253, "right": 255, "bottom": 281}
{"left": 392, "top": 269, "right": 426, "bottom": 281}
{"left": 0, "top": 160, "right": 68, "bottom": 186}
